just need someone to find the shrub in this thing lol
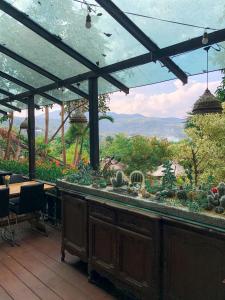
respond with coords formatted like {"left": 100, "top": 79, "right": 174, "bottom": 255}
{"left": 0, "top": 159, "right": 74, "bottom": 183}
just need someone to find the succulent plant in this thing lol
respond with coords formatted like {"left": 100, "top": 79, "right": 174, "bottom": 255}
{"left": 111, "top": 170, "right": 125, "bottom": 188}
{"left": 218, "top": 182, "right": 225, "bottom": 197}
{"left": 141, "top": 188, "right": 151, "bottom": 198}
{"left": 219, "top": 195, "right": 225, "bottom": 208}
{"left": 177, "top": 190, "right": 188, "bottom": 201}
{"left": 215, "top": 206, "right": 225, "bottom": 214}
{"left": 207, "top": 194, "right": 219, "bottom": 207}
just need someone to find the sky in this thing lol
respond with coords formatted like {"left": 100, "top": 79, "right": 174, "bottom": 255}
{"left": 16, "top": 71, "right": 222, "bottom": 119}
{"left": 108, "top": 71, "right": 222, "bottom": 118}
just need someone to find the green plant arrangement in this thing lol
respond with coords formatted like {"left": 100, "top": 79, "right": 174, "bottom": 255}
{"left": 161, "top": 161, "right": 176, "bottom": 189}
{"left": 206, "top": 182, "right": 225, "bottom": 214}
{"left": 111, "top": 170, "right": 126, "bottom": 188}
{"left": 65, "top": 161, "right": 93, "bottom": 186}
{"left": 0, "top": 159, "right": 73, "bottom": 183}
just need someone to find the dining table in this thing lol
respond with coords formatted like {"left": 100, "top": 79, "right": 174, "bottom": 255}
{"left": 0, "top": 180, "right": 54, "bottom": 198}
{"left": 0, "top": 171, "right": 13, "bottom": 176}
{"left": 0, "top": 181, "right": 55, "bottom": 233}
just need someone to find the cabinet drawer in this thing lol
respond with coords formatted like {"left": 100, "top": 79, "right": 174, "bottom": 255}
{"left": 89, "top": 203, "right": 116, "bottom": 223}
{"left": 118, "top": 211, "right": 158, "bottom": 237}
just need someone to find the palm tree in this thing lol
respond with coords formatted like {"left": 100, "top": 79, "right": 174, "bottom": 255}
{"left": 68, "top": 114, "right": 114, "bottom": 166}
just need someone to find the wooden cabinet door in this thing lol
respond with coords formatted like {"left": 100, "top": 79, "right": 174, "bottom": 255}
{"left": 117, "top": 227, "right": 160, "bottom": 300}
{"left": 62, "top": 193, "right": 88, "bottom": 261}
{"left": 89, "top": 216, "right": 117, "bottom": 275}
{"left": 163, "top": 223, "right": 225, "bottom": 300}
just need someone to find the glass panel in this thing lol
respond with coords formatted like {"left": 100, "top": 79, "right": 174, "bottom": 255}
{"left": 34, "top": 95, "right": 54, "bottom": 106}
{"left": 113, "top": 0, "right": 225, "bottom": 48}
{"left": 0, "top": 104, "right": 11, "bottom": 112}
{"left": 112, "top": 61, "right": 175, "bottom": 89}
{"left": 11, "top": 100, "right": 27, "bottom": 110}
{"left": 0, "top": 52, "right": 52, "bottom": 88}
{"left": 0, "top": 76, "right": 27, "bottom": 94}
{"left": 0, "top": 13, "right": 89, "bottom": 79}
{"left": 173, "top": 43, "right": 225, "bottom": 77}
{"left": 46, "top": 88, "right": 80, "bottom": 102}
{"left": 0, "top": 94, "right": 6, "bottom": 101}
{"left": 5, "top": 0, "right": 147, "bottom": 67}
{"left": 72, "top": 81, "right": 89, "bottom": 94}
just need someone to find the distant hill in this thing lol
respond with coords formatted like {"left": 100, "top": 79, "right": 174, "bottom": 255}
{"left": 10, "top": 111, "right": 186, "bottom": 141}
{"left": 99, "top": 112, "right": 186, "bottom": 141}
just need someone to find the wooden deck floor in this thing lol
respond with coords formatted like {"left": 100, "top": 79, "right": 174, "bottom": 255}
{"left": 0, "top": 224, "right": 117, "bottom": 300}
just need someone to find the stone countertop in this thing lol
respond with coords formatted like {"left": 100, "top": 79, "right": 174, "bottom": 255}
{"left": 57, "top": 180, "right": 225, "bottom": 232}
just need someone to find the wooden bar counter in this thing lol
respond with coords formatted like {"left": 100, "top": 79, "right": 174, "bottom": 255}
{"left": 58, "top": 182, "right": 225, "bottom": 300}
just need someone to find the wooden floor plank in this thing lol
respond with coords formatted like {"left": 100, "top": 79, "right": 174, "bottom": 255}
{"left": 0, "top": 286, "right": 13, "bottom": 300}
{"left": 0, "top": 225, "right": 116, "bottom": 300}
{"left": 1, "top": 256, "right": 63, "bottom": 300}
{"left": 17, "top": 231, "right": 115, "bottom": 300}
{"left": 2, "top": 245, "right": 90, "bottom": 300}
{"left": 0, "top": 263, "right": 40, "bottom": 300}
{"left": 25, "top": 239, "right": 115, "bottom": 300}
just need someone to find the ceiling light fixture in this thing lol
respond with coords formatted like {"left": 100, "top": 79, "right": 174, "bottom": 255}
{"left": 85, "top": 5, "right": 92, "bottom": 29}
{"left": 202, "top": 29, "right": 209, "bottom": 45}
{"left": 192, "top": 47, "right": 222, "bottom": 114}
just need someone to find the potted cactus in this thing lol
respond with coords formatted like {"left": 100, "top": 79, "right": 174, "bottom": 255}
{"left": 111, "top": 170, "right": 126, "bottom": 189}
{"left": 206, "top": 182, "right": 225, "bottom": 214}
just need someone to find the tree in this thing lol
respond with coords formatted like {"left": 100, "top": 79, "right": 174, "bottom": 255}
{"left": 66, "top": 113, "right": 114, "bottom": 166}
{"left": 101, "top": 134, "right": 172, "bottom": 174}
{"left": 171, "top": 107, "right": 225, "bottom": 185}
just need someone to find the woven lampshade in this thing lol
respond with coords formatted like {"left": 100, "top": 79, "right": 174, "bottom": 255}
{"left": 70, "top": 110, "right": 87, "bottom": 124}
{"left": 20, "top": 117, "right": 28, "bottom": 130}
{"left": 192, "top": 89, "right": 223, "bottom": 115}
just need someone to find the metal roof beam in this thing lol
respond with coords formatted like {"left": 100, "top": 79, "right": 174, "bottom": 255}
{"left": 96, "top": 0, "right": 187, "bottom": 84}
{"left": 0, "top": 45, "right": 88, "bottom": 101}
{"left": 0, "top": 100, "right": 21, "bottom": 112}
{"left": 0, "top": 109, "right": 7, "bottom": 115}
{"left": 0, "top": 87, "right": 39, "bottom": 110}
{"left": 0, "top": 0, "right": 129, "bottom": 94}
{"left": 0, "top": 70, "right": 62, "bottom": 105}
{"left": 1, "top": 28, "right": 225, "bottom": 103}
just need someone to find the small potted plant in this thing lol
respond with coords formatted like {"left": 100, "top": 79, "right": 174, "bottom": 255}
{"left": 4, "top": 175, "right": 10, "bottom": 188}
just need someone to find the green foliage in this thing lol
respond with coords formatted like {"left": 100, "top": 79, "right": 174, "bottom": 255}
{"left": 0, "top": 115, "right": 8, "bottom": 124}
{"left": 171, "top": 110, "right": 225, "bottom": 185}
{"left": 101, "top": 134, "right": 171, "bottom": 174}
{"left": 216, "top": 71, "right": 225, "bottom": 103}
{"left": 176, "top": 189, "right": 188, "bottom": 202}
{"left": 187, "top": 201, "right": 201, "bottom": 213}
{"left": 161, "top": 161, "right": 176, "bottom": 189}
{"left": 0, "top": 159, "right": 72, "bottom": 183}
{"left": 65, "top": 161, "right": 93, "bottom": 186}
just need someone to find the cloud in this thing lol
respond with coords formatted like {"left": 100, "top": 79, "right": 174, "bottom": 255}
{"left": 109, "top": 79, "right": 220, "bottom": 118}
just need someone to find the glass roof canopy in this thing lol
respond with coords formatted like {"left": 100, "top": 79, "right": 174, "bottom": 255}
{"left": 0, "top": 0, "right": 225, "bottom": 113}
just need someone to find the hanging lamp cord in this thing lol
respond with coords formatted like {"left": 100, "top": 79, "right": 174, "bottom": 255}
{"left": 204, "top": 46, "right": 211, "bottom": 90}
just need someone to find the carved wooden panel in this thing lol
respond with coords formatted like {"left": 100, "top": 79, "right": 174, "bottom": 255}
{"left": 117, "top": 211, "right": 159, "bottom": 237}
{"left": 163, "top": 223, "right": 225, "bottom": 300}
{"left": 89, "top": 202, "right": 115, "bottom": 223}
{"left": 117, "top": 226, "right": 159, "bottom": 299}
{"left": 62, "top": 193, "right": 88, "bottom": 261}
{"left": 89, "top": 216, "right": 117, "bottom": 274}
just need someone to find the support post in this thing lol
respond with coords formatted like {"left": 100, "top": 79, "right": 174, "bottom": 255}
{"left": 89, "top": 78, "right": 99, "bottom": 170}
{"left": 28, "top": 95, "right": 35, "bottom": 180}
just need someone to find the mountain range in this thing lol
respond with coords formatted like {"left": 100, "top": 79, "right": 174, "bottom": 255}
{"left": 10, "top": 111, "right": 186, "bottom": 141}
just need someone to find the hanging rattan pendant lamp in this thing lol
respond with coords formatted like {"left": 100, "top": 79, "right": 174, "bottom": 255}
{"left": 70, "top": 109, "right": 87, "bottom": 125}
{"left": 20, "top": 117, "right": 28, "bottom": 130}
{"left": 192, "top": 47, "right": 222, "bottom": 115}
